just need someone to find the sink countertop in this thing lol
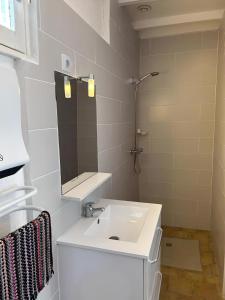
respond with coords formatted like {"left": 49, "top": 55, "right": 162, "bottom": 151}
{"left": 57, "top": 199, "right": 162, "bottom": 259}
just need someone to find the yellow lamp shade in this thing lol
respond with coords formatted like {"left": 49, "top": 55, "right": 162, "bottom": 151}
{"left": 64, "top": 76, "right": 71, "bottom": 99}
{"left": 88, "top": 74, "right": 95, "bottom": 98}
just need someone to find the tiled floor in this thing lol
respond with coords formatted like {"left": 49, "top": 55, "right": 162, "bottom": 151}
{"left": 160, "top": 226, "right": 224, "bottom": 300}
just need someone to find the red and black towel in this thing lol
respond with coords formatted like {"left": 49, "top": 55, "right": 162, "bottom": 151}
{"left": 0, "top": 211, "right": 54, "bottom": 300}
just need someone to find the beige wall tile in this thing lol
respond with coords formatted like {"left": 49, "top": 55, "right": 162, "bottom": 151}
{"left": 201, "top": 103, "right": 216, "bottom": 121}
{"left": 175, "top": 84, "right": 216, "bottom": 104}
{"left": 140, "top": 153, "right": 174, "bottom": 169}
{"left": 138, "top": 31, "right": 218, "bottom": 230}
{"left": 202, "top": 31, "right": 219, "bottom": 49}
{"left": 201, "top": 50, "right": 218, "bottom": 84}
{"left": 172, "top": 211, "right": 198, "bottom": 229}
{"left": 175, "top": 51, "right": 206, "bottom": 84}
{"left": 139, "top": 181, "right": 173, "bottom": 199}
{"left": 150, "top": 138, "right": 198, "bottom": 154}
{"left": 171, "top": 169, "right": 199, "bottom": 186}
{"left": 199, "top": 121, "right": 215, "bottom": 137}
{"left": 139, "top": 104, "right": 171, "bottom": 123}
{"left": 141, "top": 122, "right": 173, "bottom": 139}
{"left": 198, "top": 170, "right": 212, "bottom": 187}
{"left": 140, "top": 168, "right": 201, "bottom": 187}
{"left": 170, "top": 105, "right": 201, "bottom": 122}
{"left": 138, "top": 88, "right": 175, "bottom": 106}
{"left": 172, "top": 122, "right": 200, "bottom": 138}
{"left": 174, "top": 153, "right": 212, "bottom": 170}
{"left": 199, "top": 138, "right": 214, "bottom": 154}
{"left": 175, "top": 50, "right": 218, "bottom": 85}
{"left": 169, "top": 197, "right": 198, "bottom": 216}
{"left": 172, "top": 184, "right": 212, "bottom": 202}
{"left": 140, "top": 39, "right": 151, "bottom": 56}
{"left": 140, "top": 54, "right": 175, "bottom": 90}
{"left": 150, "top": 32, "right": 202, "bottom": 55}
{"left": 197, "top": 198, "right": 212, "bottom": 230}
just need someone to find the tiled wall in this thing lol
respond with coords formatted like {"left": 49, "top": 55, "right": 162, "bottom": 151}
{"left": 212, "top": 14, "right": 225, "bottom": 289}
{"left": 15, "top": 1, "right": 139, "bottom": 299}
{"left": 138, "top": 32, "right": 218, "bottom": 230}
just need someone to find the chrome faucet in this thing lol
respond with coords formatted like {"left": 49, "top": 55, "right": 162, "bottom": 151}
{"left": 83, "top": 202, "right": 105, "bottom": 218}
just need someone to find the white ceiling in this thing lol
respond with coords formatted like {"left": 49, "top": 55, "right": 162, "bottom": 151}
{"left": 119, "top": 0, "right": 225, "bottom": 38}
{"left": 126, "top": 0, "right": 225, "bottom": 20}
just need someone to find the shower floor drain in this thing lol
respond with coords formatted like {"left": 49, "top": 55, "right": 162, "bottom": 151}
{"left": 109, "top": 236, "right": 120, "bottom": 240}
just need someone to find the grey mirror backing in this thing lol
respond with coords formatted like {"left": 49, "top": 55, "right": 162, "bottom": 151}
{"left": 55, "top": 71, "right": 98, "bottom": 193}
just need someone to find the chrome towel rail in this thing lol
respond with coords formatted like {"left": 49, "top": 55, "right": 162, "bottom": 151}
{"left": 1, "top": 205, "right": 44, "bottom": 219}
{"left": 0, "top": 185, "right": 38, "bottom": 217}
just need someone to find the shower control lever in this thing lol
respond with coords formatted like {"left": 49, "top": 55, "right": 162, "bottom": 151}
{"left": 130, "top": 147, "right": 144, "bottom": 155}
{"left": 137, "top": 129, "right": 148, "bottom": 136}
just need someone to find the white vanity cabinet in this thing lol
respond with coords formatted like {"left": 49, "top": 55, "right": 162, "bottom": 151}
{"left": 145, "top": 225, "right": 163, "bottom": 300}
{"left": 58, "top": 220, "right": 162, "bottom": 300}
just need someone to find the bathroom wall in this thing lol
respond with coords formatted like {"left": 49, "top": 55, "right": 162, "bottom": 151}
{"left": 212, "top": 13, "right": 225, "bottom": 290}
{"left": 64, "top": 0, "right": 110, "bottom": 42}
{"left": 138, "top": 31, "right": 218, "bottom": 230}
{"left": 15, "top": 0, "right": 139, "bottom": 299}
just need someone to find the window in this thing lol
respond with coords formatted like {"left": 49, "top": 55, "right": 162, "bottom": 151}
{"left": 0, "top": 0, "right": 15, "bottom": 30}
{"left": 0, "top": 0, "right": 26, "bottom": 53}
{"left": 0, "top": 0, "right": 38, "bottom": 60}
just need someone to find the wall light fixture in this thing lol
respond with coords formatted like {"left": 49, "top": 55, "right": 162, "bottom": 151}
{"left": 78, "top": 73, "right": 95, "bottom": 98}
{"left": 64, "top": 76, "right": 71, "bottom": 99}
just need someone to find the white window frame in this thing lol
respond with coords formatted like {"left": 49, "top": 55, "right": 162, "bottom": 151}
{"left": 0, "top": 0, "right": 26, "bottom": 53}
{"left": 0, "top": 0, "right": 39, "bottom": 62}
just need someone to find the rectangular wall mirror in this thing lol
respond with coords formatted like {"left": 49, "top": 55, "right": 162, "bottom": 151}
{"left": 55, "top": 71, "right": 98, "bottom": 194}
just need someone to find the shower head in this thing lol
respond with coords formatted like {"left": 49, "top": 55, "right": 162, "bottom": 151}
{"left": 151, "top": 72, "right": 160, "bottom": 77}
{"left": 135, "top": 72, "right": 160, "bottom": 86}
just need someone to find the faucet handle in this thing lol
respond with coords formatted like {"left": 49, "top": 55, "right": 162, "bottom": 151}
{"left": 83, "top": 202, "right": 95, "bottom": 217}
{"left": 83, "top": 202, "right": 105, "bottom": 217}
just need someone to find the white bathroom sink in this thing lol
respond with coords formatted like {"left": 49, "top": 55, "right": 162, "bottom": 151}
{"left": 85, "top": 204, "right": 149, "bottom": 242}
{"left": 57, "top": 199, "right": 162, "bottom": 258}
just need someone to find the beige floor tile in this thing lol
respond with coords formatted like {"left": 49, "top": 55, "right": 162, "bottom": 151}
{"left": 201, "top": 250, "right": 214, "bottom": 263}
{"left": 168, "top": 276, "right": 195, "bottom": 296}
{"left": 160, "top": 227, "right": 222, "bottom": 300}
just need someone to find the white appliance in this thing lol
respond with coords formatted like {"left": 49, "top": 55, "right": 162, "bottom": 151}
{"left": 0, "top": 55, "right": 29, "bottom": 179}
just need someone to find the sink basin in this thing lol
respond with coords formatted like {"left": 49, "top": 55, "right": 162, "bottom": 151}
{"left": 57, "top": 199, "right": 162, "bottom": 259}
{"left": 85, "top": 204, "right": 149, "bottom": 242}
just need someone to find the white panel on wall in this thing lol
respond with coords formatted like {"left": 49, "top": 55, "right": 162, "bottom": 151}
{"left": 64, "top": 0, "right": 110, "bottom": 43}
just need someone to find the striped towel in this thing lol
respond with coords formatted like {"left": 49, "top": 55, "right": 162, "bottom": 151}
{"left": 0, "top": 211, "right": 54, "bottom": 300}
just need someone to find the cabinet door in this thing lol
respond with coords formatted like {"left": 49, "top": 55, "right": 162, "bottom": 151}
{"left": 58, "top": 246, "right": 144, "bottom": 300}
{"left": 151, "top": 271, "right": 162, "bottom": 300}
{"left": 144, "top": 225, "right": 163, "bottom": 300}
